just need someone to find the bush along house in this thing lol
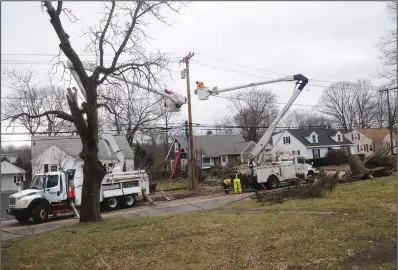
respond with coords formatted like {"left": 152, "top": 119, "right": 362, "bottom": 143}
{"left": 165, "top": 134, "right": 256, "bottom": 176}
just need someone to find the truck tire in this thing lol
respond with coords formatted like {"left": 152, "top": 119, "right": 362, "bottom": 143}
{"left": 307, "top": 171, "right": 315, "bottom": 178}
{"left": 32, "top": 204, "right": 48, "bottom": 223}
{"left": 121, "top": 195, "right": 135, "bottom": 208}
{"left": 104, "top": 197, "right": 119, "bottom": 210}
{"left": 267, "top": 175, "right": 279, "bottom": 190}
{"left": 15, "top": 213, "right": 30, "bottom": 224}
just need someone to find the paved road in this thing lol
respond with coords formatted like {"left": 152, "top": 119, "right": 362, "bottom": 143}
{"left": 1, "top": 193, "right": 252, "bottom": 241}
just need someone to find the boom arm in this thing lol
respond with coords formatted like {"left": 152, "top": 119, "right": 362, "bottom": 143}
{"left": 194, "top": 74, "right": 309, "bottom": 163}
{"left": 66, "top": 60, "right": 187, "bottom": 173}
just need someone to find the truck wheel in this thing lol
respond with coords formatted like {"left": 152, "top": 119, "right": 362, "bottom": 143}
{"left": 32, "top": 204, "right": 48, "bottom": 223}
{"left": 105, "top": 197, "right": 119, "bottom": 210}
{"left": 307, "top": 171, "right": 315, "bottom": 178}
{"left": 15, "top": 213, "right": 30, "bottom": 224}
{"left": 121, "top": 195, "right": 135, "bottom": 208}
{"left": 267, "top": 175, "right": 279, "bottom": 190}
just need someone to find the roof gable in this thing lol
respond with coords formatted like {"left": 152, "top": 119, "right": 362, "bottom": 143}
{"left": 1, "top": 161, "right": 26, "bottom": 174}
{"left": 357, "top": 128, "right": 398, "bottom": 142}
{"left": 287, "top": 128, "right": 354, "bottom": 147}
{"left": 31, "top": 135, "right": 134, "bottom": 160}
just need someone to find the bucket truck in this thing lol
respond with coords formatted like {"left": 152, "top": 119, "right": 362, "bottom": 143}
{"left": 195, "top": 75, "right": 317, "bottom": 190}
{"left": 7, "top": 61, "right": 187, "bottom": 224}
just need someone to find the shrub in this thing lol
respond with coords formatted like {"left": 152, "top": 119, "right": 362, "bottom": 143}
{"left": 256, "top": 170, "right": 338, "bottom": 205}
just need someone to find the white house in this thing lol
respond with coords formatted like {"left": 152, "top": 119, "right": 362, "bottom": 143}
{"left": 1, "top": 161, "right": 25, "bottom": 192}
{"left": 270, "top": 128, "right": 355, "bottom": 160}
{"left": 31, "top": 135, "right": 135, "bottom": 175}
{"left": 344, "top": 128, "right": 398, "bottom": 156}
{"left": 1, "top": 152, "right": 18, "bottom": 163}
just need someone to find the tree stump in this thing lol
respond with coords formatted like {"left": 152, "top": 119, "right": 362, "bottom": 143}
{"left": 347, "top": 154, "right": 371, "bottom": 179}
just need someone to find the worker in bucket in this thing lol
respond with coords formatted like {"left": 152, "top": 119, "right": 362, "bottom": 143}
{"left": 222, "top": 178, "right": 232, "bottom": 194}
{"left": 233, "top": 170, "right": 242, "bottom": 194}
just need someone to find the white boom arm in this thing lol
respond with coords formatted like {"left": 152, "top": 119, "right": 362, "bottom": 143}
{"left": 66, "top": 60, "right": 187, "bottom": 173}
{"left": 194, "top": 74, "right": 309, "bottom": 163}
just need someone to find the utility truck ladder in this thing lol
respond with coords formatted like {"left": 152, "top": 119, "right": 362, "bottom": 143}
{"left": 169, "top": 149, "right": 182, "bottom": 180}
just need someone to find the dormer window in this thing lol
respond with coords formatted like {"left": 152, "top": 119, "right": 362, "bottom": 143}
{"left": 283, "top": 136, "right": 291, "bottom": 144}
{"left": 312, "top": 135, "right": 316, "bottom": 143}
{"left": 337, "top": 134, "right": 341, "bottom": 142}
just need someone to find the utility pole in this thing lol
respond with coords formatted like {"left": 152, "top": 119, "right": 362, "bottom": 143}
{"left": 180, "top": 52, "right": 197, "bottom": 190}
{"left": 379, "top": 87, "right": 397, "bottom": 155}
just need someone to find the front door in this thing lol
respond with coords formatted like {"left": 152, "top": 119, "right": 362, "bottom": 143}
{"left": 44, "top": 175, "right": 63, "bottom": 203}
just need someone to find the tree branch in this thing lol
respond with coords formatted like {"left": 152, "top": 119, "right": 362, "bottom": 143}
{"left": 99, "top": 1, "right": 116, "bottom": 68}
{"left": 56, "top": 1, "right": 63, "bottom": 16}
{"left": 5, "top": 110, "right": 75, "bottom": 123}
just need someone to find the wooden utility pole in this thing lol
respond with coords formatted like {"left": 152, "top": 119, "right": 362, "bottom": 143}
{"left": 379, "top": 87, "right": 397, "bottom": 155}
{"left": 181, "top": 52, "right": 197, "bottom": 190}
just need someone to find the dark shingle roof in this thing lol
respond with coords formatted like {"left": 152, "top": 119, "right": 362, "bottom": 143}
{"left": 175, "top": 135, "right": 253, "bottom": 157}
{"left": 286, "top": 128, "right": 353, "bottom": 147}
{"left": 31, "top": 135, "right": 134, "bottom": 160}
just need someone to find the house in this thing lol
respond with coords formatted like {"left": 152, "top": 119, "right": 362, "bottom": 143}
{"left": 1, "top": 161, "right": 25, "bottom": 192}
{"left": 344, "top": 128, "right": 398, "bottom": 156}
{"left": 31, "top": 135, "right": 135, "bottom": 175}
{"left": 165, "top": 135, "right": 256, "bottom": 171}
{"left": 270, "top": 128, "right": 355, "bottom": 160}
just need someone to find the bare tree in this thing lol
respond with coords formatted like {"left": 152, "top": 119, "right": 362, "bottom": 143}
{"left": 319, "top": 81, "right": 358, "bottom": 131}
{"left": 377, "top": 1, "right": 397, "bottom": 88}
{"left": 353, "top": 79, "right": 378, "bottom": 128}
{"left": 100, "top": 84, "right": 166, "bottom": 146}
{"left": 280, "top": 108, "right": 333, "bottom": 129}
{"left": 2, "top": 69, "right": 73, "bottom": 135}
{"left": 212, "top": 115, "right": 238, "bottom": 135}
{"left": 228, "top": 88, "right": 278, "bottom": 141}
{"left": 5, "top": 2, "right": 183, "bottom": 222}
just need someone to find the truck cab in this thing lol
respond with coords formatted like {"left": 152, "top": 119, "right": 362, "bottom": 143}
{"left": 275, "top": 154, "right": 317, "bottom": 178}
{"left": 7, "top": 171, "right": 71, "bottom": 224}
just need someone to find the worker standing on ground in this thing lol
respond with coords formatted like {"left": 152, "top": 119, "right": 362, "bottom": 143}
{"left": 233, "top": 170, "right": 242, "bottom": 194}
{"left": 222, "top": 178, "right": 231, "bottom": 194}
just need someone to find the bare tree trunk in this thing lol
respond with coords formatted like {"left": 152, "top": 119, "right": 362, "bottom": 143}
{"left": 347, "top": 154, "right": 371, "bottom": 178}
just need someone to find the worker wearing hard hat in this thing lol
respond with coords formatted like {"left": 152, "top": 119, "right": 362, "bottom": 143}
{"left": 196, "top": 81, "right": 205, "bottom": 88}
{"left": 222, "top": 178, "right": 231, "bottom": 194}
{"left": 233, "top": 171, "right": 242, "bottom": 194}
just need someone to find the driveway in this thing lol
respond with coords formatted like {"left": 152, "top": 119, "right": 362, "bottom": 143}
{"left": 1, "top": 193, "right": 253, "bottom": 241}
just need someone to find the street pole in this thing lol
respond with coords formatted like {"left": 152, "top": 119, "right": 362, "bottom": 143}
{"left": 181, "top": 52, "right": 197, "bottom": 190}
{"left": 379, "top": 88, "right": 397, "bottom": 155}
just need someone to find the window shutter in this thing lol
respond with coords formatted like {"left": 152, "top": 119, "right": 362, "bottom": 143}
{"left": 13, "top": 176, "right": 16, "bottom": 183}
{"left": 358, "top": 133, "right": 360, "bottom": 140}
{"left": 351, "top": 134, "right": 354, "bottom": 141}
{"left": 357, "top": 145, "right": 360, "bottom": 152}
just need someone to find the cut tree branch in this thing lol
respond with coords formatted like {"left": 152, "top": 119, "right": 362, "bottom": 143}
{"left": 5, "top": 110, "right": 75, "bottom": 123}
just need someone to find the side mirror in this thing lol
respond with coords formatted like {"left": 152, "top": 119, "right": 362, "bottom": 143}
{"left": 44, "top": 188, "right": 50, "bottom": 192}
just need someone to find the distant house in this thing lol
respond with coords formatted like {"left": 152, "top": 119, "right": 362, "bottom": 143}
{"left": 1, "top": 152, "right": 18, "bottom": 163}
{"left": 31, "top": 135, "right": 135, "bottom": 175}
{"left": 270, "top": 128, "right": 355, "bottom": 159}
{"left": 165, "top": 134, "right": 256, "bottom": 171}
{"left": 1, "top": 161, "right": 25, "bottom": 192}
{"left": 344, "top": 128, "right": 398, "bottom": 156}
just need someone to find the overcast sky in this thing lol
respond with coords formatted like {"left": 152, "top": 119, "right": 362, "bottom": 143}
{"left": 1, "top": 1, "right": 392, "bottom": 147}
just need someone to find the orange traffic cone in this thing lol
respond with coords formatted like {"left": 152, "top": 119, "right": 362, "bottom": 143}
{"left": 67, "top": 184, "right": 74, "bottom": 198}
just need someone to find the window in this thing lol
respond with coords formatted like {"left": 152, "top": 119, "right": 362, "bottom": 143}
{"left": 292, "top": 150, "right": 301, "bottom": 155}
{"left": 337, "top": 134, "right": 341, "bottom": 142}
{"left": 181, "top": 159, "right": 187, "bottom": 171}
{"left": 44, "top": 164, "right": 49, "bottom": 173}
{"left": 312, "top": 149, "right": 320, "bottom": 159}
{"left": 360, "top": 145, "right": 364, "bottom": 151}
{"left": 46, "top": 175, "right": 59, "bottom": 188}
{"left": 50, "top": 165, "right": 57, "bottom": 172}
{"left": 369, "top": 144, "right": 373, "bottom": 151}
{"left": 283, "top": 136, "right": 291, "bottom": 144}
{"left": 174, "top": 142, "right": 179, "bottom": 153}
{"left": 312, "top": 135, "right": 317, "bottom": 143}
{"left": 365, "top": 144, "right": 369, "bottom": 152}
{"left": 221, "top": 156, "right": 227, "bottom": 163}
{"left": 170, "top": 160, "right": 174, "bottom": 169}
{"left": 297, "top": 157, "right": 305, "bottom": 164}
{"left": 203, "top": 157, "right": 211, "bottom": 163}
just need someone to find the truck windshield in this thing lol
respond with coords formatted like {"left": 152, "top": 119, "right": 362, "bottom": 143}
{"left": 30, "top": 175, "right": 46, "bottom": 190}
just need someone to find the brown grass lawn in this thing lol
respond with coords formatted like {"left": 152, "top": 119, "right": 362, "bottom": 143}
{"left": 2, "top": 175, "right": 396, "bottom": 270}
